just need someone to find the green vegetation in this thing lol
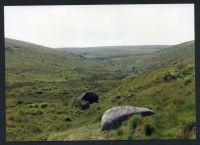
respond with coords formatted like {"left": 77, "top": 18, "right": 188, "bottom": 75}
{"left": 6, "top": 38, "right": 195, "bottom": 140}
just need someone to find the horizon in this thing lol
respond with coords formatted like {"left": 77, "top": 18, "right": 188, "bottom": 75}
{"left": 5, "top": 37, "right": 194, "bottom": 49}
{"left": 5, "top": 4, "right": 194, "bottom": 48}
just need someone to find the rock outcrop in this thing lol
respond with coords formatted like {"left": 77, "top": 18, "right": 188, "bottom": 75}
{"left": 101, "top": 106, "right": 154, "bottom": 131}
{"left": 74, "top": 92, "right": 99, "bottom": 110}
{"left": 76, "top": 92, "right": 99, "bottom": 103}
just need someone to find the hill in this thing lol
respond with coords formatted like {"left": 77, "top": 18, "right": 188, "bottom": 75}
{"left": 59, "top": 41, "right": 194, "bottom": 74}
{"left": 58, "top": 45, "right": 171, "bottom": 59}
{"left": 5, "top": 38, "right": 124, "bottom": 83}
{"left": 5, "top": 38, "right": 195, "bottom": 140}
{"left": 48, "top": 41, "right": 195, "bottom": 140}
{"left": 5, "top": 38, "right": 124, "bottom": 140}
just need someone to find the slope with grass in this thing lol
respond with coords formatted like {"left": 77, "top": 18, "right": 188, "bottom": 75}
{"left": 6, "top": 38, "right": 195, "bottom": 140}
{"left": 6, "top": 38, "right": 124, "bottom": 84}
{"left": 59, "top": 42, "right": 194, "bottom": 75}
{"left": 49, "top": 57, "right": 195, "bottom": 140}
{"left": 5, "top": 38, "right": 124, "bottom": 141}
{"left": 48, "top": 41, "right": 196, "bottom": 140}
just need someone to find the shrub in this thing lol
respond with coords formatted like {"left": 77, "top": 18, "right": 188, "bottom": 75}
{"left": 116, "top": 129, "right": 123, "bottom": 136}
{"left": 27, "top": 125, "right": 42, "bottom": 133}
{"left": 39, "top": 102, "right": 48, "bottom": 108}
{"left": 8, "top": 115, "right": 15, "bottom": 121}
{"left": 163, "top": 70, "right": 180, "bottom": 81}
{"left": 130, "top": 115, "right": 140, "bottom": 130}
{"left": 46, "top": 109, "right": 56, "bottom": 114}
{"left": 28, "top": 104, "right": 38, "bottom": 108}
{"left": 30, "top": 109, "right": 43, "bottom": 116}
{"left": 144, "top": 124, "right": 154, "bottom": 136}
{"left": 181, "top": 64, "right": 195, "bottom": 76}
{"left": 183, "top": 121, "right": 195, "bottom": 132}
{"left": 36, "top": 90, "right": 43, "bottom": 94}
{"left": 16, "top": 100, "right": 23, "bottom": 105}
{"left": 64, "top": 117, "right": 72, "bottom": 122}
{"left": 184, "top": 77, "right": 192, "bottom": 85}
{"left": 127, "top": 135, "right": 133, "bottom": 140}
{"left": 95, "top": 106, "right": 101, "bottom": 110}
{"left": 181, "top": 118, "right": 195, "bottom": 139}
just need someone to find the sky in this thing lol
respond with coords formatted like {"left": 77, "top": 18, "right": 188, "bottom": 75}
{"left": 4, "top": 4, "right": 194, "bottom": 48}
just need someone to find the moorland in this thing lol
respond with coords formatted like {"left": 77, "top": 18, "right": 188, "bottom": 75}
{"left": 5, "top": 38, "right": 195, "bottom": 140}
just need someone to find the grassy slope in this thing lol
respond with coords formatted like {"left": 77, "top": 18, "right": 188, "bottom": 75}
{"left": 49, "top": 58, "right": 195, "bottom": 140}
{"left": 48, "top": 41, "right": 196, "bottom": 140}
{"left": 96, "top": 41, "right": 195, "bottom": 73}
{"left": 5, "top": 38, "right": 123, "bottom": 140}
{"left": 6, "top": 39, "right": 195, "bottom": 140}
{"left": 59, "top": 42, "right": 194, "bottom": 75}
{"left": 6, "top": 38, "right": 124, "bottom": 83}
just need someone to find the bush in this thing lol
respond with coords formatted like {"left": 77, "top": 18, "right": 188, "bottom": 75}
{"left": 27, "top": 125, "right": 42, "bottom": 133}
{"left": 181, "top": 119, "right": 195, "bottom": 139}
{"left": 163, "top": 70, "right": 180, "bottom": 81}
{"left": 39, "top": 102, "right": 48, "bottom": 108}
{"left": 30, "top": 109, "right": 43, "bottom": 116}
{"left": 184, "top": 77, "right": 192, "bottom": 85}
{"left": 127, "top": 135, "right": 133, "bottom": 140}
{"left": 64, "top": 117, "right": 72, "bottom": 122}
{"left": 116, "top": 129, "right": 123, "bottom": 136}
{"left": 16, "top": 100, "right": 23, "bottom": 105}
{"left": 130, "top": 115, "right": 140, "bottom": 130}
{"left": 28, "top": 104, "right": 39, "bottom": 108}
{"left": 36, "top": 90, "right": 43, "bottom": 94}
{"left": 181, "top": 64, "right": 195, "bottom": 76}
{"left": 46, "top": 109, "right": 56, "bottom": 114}
{"left": 95, "top": 106, "right": 101, "bottom": 110}
{"left": 144, "top": 124, "right": 154, "bottom": 136}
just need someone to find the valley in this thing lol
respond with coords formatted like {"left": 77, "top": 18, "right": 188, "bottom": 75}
{"left": 5, "top": 38, "right": 195, "bottom": 140}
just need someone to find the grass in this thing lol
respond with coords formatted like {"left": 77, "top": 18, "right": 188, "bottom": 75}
{"left": 5, "top": 38, "right": 196, "bottom": 140}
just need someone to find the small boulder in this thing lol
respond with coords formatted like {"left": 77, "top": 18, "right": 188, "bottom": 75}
{"left": 74, "top": 92, "right": 99, "bottom": 110}
{"left": 101, "top": 106, "right": 154, "bottom": 131}
{"left": 76, "top": 92, "right": 99, "bottom": 104}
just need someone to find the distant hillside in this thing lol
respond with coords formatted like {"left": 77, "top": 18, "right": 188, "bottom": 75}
{"left": 5, "top": 38, "right": 123, "bottom": 84}
{"left": 58, "top": 41, "right": 194, "bottom": 75}
{"left": 121, "top": 40, "right": 195, "bottom": 74}
{"left": 58, "top": 45, "right": 171, "bottom": 59}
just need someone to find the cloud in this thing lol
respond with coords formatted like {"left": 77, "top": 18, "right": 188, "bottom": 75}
{"left": 4, "top": 4, "right": 194, "bottom": 48}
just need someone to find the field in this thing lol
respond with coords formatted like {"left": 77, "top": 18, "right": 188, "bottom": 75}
{"left": 5, "top": 38, "right": 195, "bottom": 140}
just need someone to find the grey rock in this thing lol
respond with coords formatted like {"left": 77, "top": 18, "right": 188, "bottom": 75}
{"left": 76, "top": 92, "right": 99, "bottom": 103}
{"left": 101, "top": 106, "right": 154, "bottom": 131}
{"left": 74, "top": 92, "right": 99, "bottom": 110}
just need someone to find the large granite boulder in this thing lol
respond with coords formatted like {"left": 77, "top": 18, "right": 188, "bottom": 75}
{"left": 101, "top": 106, "right": 154, "bottom": 131}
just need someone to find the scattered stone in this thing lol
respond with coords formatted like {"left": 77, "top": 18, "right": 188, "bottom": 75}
{"left": 101, "top": 106, "right": 154, "bottom": 131}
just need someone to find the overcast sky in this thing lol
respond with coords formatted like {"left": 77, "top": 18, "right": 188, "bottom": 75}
{"left": 4, "top": 4, "right": 194, "bottom": 48}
